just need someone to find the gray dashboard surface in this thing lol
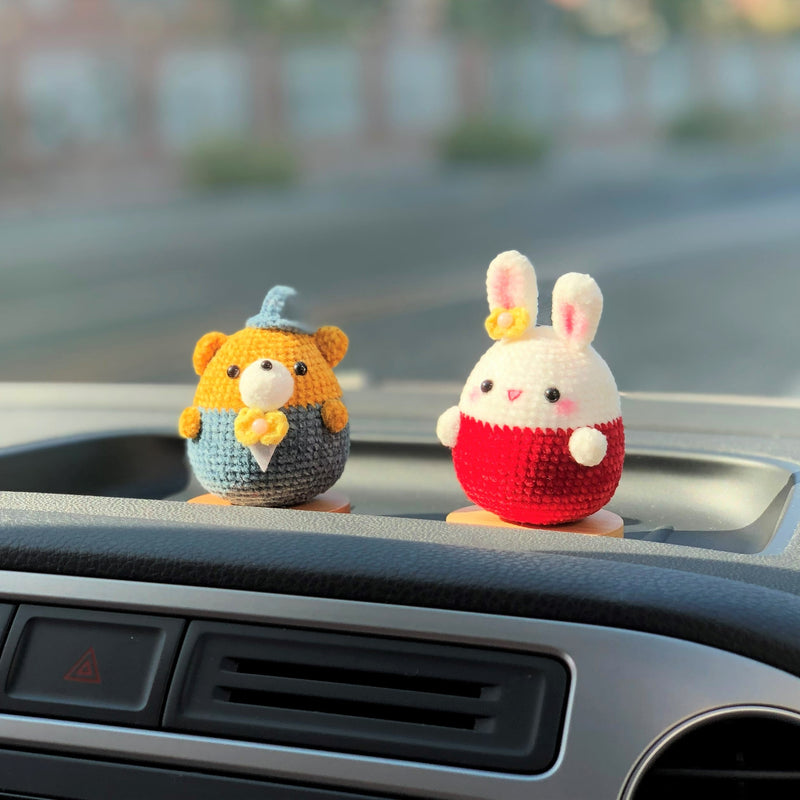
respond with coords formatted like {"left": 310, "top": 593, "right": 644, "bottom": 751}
{"left": 0, "top": 383, "right": 799, "bottom": 800}
{"left": 0, "top": 383, "right": 798, "bottom": 676}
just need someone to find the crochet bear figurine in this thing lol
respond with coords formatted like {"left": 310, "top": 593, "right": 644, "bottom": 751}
{"left": 437, "top": 250, "right": 624, "bottom": 526}
{"left": 179, "top": 286, "right": 349, "bottom": 506}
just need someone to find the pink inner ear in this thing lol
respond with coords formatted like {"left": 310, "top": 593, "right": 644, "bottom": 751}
{"left": 562, "top": 304, "right": 575, "bottom": 336}
{"left": 561, "top": 304, "right": 588, "bottom": 340}
{"left": 493, "top": 267, "right": 514, "bottom": 309}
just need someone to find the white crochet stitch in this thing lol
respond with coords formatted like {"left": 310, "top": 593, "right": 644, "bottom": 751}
{"left": 239, "top": 358, "right": 294, "bottom": 411}
{"left": 437, "top": 250, "right": 620, "bottom": 468}
{"left": 239, "top": 359, "right": 295, "bottom": 472}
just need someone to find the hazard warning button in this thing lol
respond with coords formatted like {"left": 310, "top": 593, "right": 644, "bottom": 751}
{"left": 63, "top": 647, "right": 102, "bottom": 684}
{"left": 0, "top": 606, "right": 183, "bottom": 726}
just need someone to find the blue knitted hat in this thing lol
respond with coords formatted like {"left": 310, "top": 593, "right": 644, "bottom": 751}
{"left": 246, "top": 286, "right": 312, "bottom": 333}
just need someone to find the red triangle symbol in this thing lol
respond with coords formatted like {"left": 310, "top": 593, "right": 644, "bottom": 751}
{"left": 63, "top": 647, "right": 102, "bottom": 685}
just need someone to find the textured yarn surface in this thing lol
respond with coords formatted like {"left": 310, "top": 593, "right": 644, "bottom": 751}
{"left": 458, "top": 330, "right": 620, "bottom": 431}
{"left": 246, "top": 285, "right": 311, "bottom": 333}
{"left": 439, "top": 249, "right": 625, "bottom": 525}
{"left": 180, "top": 286, "right": 350, "bottom": 507}
{"left": 188, "top": 404, "right": 349, "bottom": 506}
{"left": 191, "top": 328, "right": 345, "bottom": 412}
{"left": 453, "top": 414, "right": 624, "bottom": 525}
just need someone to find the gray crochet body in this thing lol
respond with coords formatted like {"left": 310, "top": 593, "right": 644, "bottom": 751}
{"left": 188, "top": 404, "right": 349, "bottom": 506}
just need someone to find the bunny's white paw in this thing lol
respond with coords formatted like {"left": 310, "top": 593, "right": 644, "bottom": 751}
{"left": 436, "top": 406, "right": 461, "bottom": 449}
{"left": 569, "top": 426, "right": 607, "bottom": 467}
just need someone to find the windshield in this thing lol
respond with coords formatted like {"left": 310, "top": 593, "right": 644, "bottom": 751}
{"left": 1, "top": 0, "right": 798, "bottom": 398}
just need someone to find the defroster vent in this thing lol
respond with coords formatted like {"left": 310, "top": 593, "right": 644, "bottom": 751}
{"left": 164, "top": 621, "right": 569, "bottom": 772}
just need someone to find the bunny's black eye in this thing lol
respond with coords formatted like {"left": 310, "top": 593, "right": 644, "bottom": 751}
{"left": 226, "top": 365, "right": 240, "bottom": 379}
{"left": 294, "top": 361, "right": 307, "bottom": 376}
{"left": 260, "top": 360, "right": 273, "bottom": 371}
{"left": 544, "top": 387, "right": 560, "bottom": 403}
{"left": 480, "top": 380, "right": 493, "bottom": 393}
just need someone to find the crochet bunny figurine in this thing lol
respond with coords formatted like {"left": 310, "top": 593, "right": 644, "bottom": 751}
{"left": 179, "top": 286, "right": 349, "bottom": 507}
{"left": 437, "top": 250, "right": 624, "bottom": 526}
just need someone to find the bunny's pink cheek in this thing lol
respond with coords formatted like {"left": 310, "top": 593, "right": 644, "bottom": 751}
{"left": 554, "top": 398, "right": 576, "bottom": 416}
{"left": 469, "top": 387, "right": 481, "bottom": 403}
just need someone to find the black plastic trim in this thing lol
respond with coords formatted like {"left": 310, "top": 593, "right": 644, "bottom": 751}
{"left": 0, "top": 747, "right": 400, "bottom": 799}
{"left": 164, "top": 621, "right": 568, "bottom": 773}
{"left": 0, "top": 606, "right": 184, "bottom": 727}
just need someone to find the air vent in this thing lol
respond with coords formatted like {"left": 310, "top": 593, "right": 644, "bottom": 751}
{"left": 630, "top": 711, "right": 800, "bottom": 799}
{"left": 164, "top": 621, "right": 569, "bottom": 772}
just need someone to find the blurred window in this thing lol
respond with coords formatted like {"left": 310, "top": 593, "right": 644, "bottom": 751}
{"left": 284, "top": 45, "right": 362, "bottom": 139}
{"left": 574, "top": 43, "right": 626, "bottom": 123}
{"left": 490, "top": 43, "right": 555, "bottom": 123}
{"left": 159, "top": 51, "right": 249, "bottom": 150}
{"left": 387, "top": 41, "right": 458, "bottom": 131}
{"left": 717, "top": 41, "right": 760, "bottom": 109}
{"left": 22, "top": 53, "right": 131, "bottom": 151}
{"left": 649, "top": 42, "right": 691, "bottom": 120}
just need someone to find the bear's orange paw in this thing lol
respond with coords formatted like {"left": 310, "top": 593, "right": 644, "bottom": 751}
{"left": 321, "top": 398, "right": 348, "bottom": 433}
{"left": 178, "top": 406, "right": 202, "bottom": 439}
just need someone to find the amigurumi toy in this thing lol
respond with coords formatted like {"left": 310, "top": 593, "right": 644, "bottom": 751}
{"left": 179, "top": 286, "right": 349, "bottom": 506}
{"left": 436, "top": 250, "right": 624, "bottom": 526}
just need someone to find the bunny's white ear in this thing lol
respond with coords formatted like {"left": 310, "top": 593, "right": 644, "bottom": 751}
{"left": 551, "top": 272, "right": 603, "bottom": 349}
{"left": 484, "top": 250, "right": 537, "bottom": 340}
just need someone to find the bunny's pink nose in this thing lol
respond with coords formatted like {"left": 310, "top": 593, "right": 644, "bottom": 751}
{"left": 507, "top": 389, "right": 522, "bottom": 402}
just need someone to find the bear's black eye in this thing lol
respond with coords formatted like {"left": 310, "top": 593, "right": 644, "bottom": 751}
{"left": 480, "top": 380, "right": 493, "bottom": 393}
{"left": 544, "top": 387, "right": 560, "bottom": 403}
{"left": 226, "top": 365, "right": 240, "bottom": 379}
{"left": 260, "top": 360, "right": 273, "bottom": 371}
{"left": 294, "top": 361, "right": 308, "bottom": 376}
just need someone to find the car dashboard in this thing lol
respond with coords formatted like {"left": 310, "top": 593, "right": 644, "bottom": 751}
{"left": 0, "top": 382, "right": 798, "bottom": 799}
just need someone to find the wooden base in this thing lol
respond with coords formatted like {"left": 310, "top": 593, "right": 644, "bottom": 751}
{"left": 188, "top": 489, "right": 351, "bottom": 514}
{"left": 446, "top": 506, "right": 624, "bottom": 537}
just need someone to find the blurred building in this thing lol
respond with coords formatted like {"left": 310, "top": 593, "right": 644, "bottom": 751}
{"left": 0, "top": 0, "right": 799, "bottom": 205}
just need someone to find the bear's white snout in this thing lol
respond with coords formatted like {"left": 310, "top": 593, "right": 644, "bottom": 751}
{"left": 239, "top": 359, "right": 295, "bottom": 411}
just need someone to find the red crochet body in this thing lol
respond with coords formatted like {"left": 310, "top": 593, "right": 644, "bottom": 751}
{"left": 452, "top": 414, "right": 625, "bottom": 525}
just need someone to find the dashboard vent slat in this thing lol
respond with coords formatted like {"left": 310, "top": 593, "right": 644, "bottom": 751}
{"left": 222, "top": 656, "right": 490, "bottom": 698}
{"left": 654, "top": 767, "right": 800, "bottom": 781}
{"left": 214, "top": 673, "right": 496, "bottom": 719}
{"left": 216, "top": 685, "right": 488, "bottom": 729}
{"left": 165, "top": 621, "right": 569, "bottom": 773}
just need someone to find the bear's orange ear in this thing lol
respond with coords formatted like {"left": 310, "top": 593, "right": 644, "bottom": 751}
{"left": 315, "top": 326, "right": 348, "bottom": 367}
{"left": 192, "top": 331, "right": 227, "bottom": 375}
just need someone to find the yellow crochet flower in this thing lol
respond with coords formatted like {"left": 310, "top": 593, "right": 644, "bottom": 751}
{"left": 235, "top": 408, "right": 289, "bottom": 447}
{"left": 484, "top": 306, "right": 530, "bottom": 340}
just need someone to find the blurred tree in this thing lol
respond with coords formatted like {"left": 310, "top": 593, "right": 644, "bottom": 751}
{"left": 183, "top": 137, "right": 298, "bottom": 190}
{"left": 653, "top": 0, "right": 800, "bottom": 33}
{"left": 440, "top": 117, "right": 550, "bottom": 164}
{"left": 651, "top": 0, "right": 705, "bottom": 32}
{"left": 229, "top": 0, "right": 800, "bottom": 39}
{"left": 445, "top": 0, "right": 570, "bottom": 39}
{"left": 568, "top": 0, "right": 800, "bottom": 36}
{"left": 228, "top": 0, "right": 390, "bottom": 35}
{"left": 733, "top": 0, "right": 800, "bottom": 33}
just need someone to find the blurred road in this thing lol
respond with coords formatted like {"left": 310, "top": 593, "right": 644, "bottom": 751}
{"left": 1, "top": 147, "right": 799, "bottom": 397}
